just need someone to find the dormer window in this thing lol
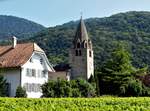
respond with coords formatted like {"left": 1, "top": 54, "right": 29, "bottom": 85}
{"left": 30, "top": 58, "right": 33, "bottom": 63}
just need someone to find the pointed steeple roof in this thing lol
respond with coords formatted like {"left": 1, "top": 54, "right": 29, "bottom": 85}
{"left": 74, "top": 16, "right": 89, "bottom": 42}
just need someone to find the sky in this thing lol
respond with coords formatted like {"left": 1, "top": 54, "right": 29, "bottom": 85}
{"left": 0, "top": 0, "right": 150, "bottom": 27}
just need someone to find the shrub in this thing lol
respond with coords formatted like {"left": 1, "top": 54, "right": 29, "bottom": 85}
{"left": 0, "top": 75, "right": 7, "bottom": 97}
{"left": 15, "top": 86, "right": 27, "bottom": 98}
{"left": 41, "top": 80, "right": 55, "bottom": 97}
{"left": 71, "top": 88, "right": 81, "bottom": 97}
{"left": 74, "top": 78, "right": 96, "bottom": 97}
{"left": 41, "top": 78, "right": 96, "bottom": 98}
{"left": 120, "top": 79, "right": 143, "bottom": 96}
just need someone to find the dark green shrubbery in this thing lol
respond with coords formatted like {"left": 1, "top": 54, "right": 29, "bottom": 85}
{"left": 15, "top": 86, "right": 27, "bottom": 98}
{"left": 41, "top": 78, "right": 96, "bottom": 98}
{"left": 96, "top": 43, "right": 150, "bottom": 97}
{"left": 0, "top": 75, "right": 7, "bottom": 97}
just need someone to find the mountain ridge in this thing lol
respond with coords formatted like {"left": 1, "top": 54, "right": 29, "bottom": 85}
{"left": 0, "top": 15, "right": 45, "bottom": 40}
{"left": 1, "top": 11, "right": 150, "bottom": 68}
{"left": 22, "top": 11, "right": 150, "bottom": 68}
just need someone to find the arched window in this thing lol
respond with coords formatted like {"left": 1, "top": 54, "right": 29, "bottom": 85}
{"left": 79, "top": 50, "right": 82, "bottom": 56}
{"left": 77, "top": 43, "right": 80, "bottom": 48}
{"left": 75, "top": 50, "right": 78, "bottom": 56}
{"left": 84, "top": 43, "right": 87, "bottom": 48}
{"left": 89, "top": 50, "right": 92, "bottom": 57}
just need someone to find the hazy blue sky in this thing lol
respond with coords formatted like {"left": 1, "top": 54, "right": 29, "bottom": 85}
{"left": 0, "top": 0, "right": 150, "bottom": 27}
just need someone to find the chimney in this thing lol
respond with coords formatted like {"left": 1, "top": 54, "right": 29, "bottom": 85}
{"left": 12, "top": 36, "right": 17, "bottom": 48}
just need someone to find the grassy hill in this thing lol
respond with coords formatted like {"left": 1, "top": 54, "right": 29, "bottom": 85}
{"left": 21, "top": 11, "right": 150, "bottom": 68}
{"left": 0, "top": 15, "right": 45, "bottom": 40}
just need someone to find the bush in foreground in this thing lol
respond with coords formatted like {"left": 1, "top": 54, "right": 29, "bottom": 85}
{"left": 15, "top": 86, "right": 27, "bottom": 98}
{"left": 41, "top": 78, "right": 96, "bottom": 98}
{"left": 0, "top": 97, "right": 150, "bottom": 111}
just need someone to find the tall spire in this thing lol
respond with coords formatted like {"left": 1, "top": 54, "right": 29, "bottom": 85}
{"left": 74, "top": 16, "right": 89, "bottom": 43}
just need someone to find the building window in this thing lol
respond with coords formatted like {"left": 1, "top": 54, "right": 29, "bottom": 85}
{"left": 79, "top": 50, "right": 81, "bottom": 56}
{"left": 75, "top": 50, "right": 78, "bottom": 56}
{"left": 30, "top": 58, "right": 33, "bottom": 63}
{"left": 42, "top": 70, "right": 47, "bottom": 78}
{"left": 75, "top": 50, "right": 82, "bottom": 56}
{"left": 89, "top": 51, "right": 92, "bottom": 57}
{"left": 40, "top": 58, "right": 43, "bottom": 64}
{"left": 26, "top": 68, "right": 30, "bottom": 76}
{"left": 37, "top": 69, "right": 41, "bottom": 78}
{"left": 29, "top": 83, "right": 32, "bottom": 92}
{"left": 32, "top": 69, "right": 36, "bottom": 77}
{"left": 26, "top": 68, "right": 32, "bottom": 77}
{"left": 77, "top": 43, "right": 80, "bottom": 48}
{"left": 31, "top": 83, "right": 34, "bottom": 92}
{"left": 24, "top": 83, "right": 42, "bottom": 92}
{"left": 26, "top": 68, "right": 47, "bottom": 78}
{"left": 26, "top": 68, "right": 36, "bottom": 77}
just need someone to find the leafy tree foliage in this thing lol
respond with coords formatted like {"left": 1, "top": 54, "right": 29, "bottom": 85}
{"left": 96, "top": 44, "right": 149, "bottom": 96}
{"left": 41, "top": 78, "right": 96, "bottom": 98}
{"left": 123, "top": 79, "right": 143, "bottom": 96}
{"left": 0, "top": 75, "right": 7, "bottom": 97}
{"left": 15, "top": 86, "right": 27, "bottom": 98}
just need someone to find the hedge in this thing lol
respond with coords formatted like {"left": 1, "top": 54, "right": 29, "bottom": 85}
{"left": 0, "top": 97, "right": 150, "bottom": 111}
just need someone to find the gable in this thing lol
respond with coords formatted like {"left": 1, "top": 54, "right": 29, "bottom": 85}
{"left": 23, "top": 51, "right": 55, "bottom": 72}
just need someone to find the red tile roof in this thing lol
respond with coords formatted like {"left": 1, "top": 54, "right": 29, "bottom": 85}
{"left": 0, "top": 43, "right": 44, "bottom": 68}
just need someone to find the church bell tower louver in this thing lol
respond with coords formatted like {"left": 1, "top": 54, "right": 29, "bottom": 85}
{"left": 69, "top": 16, "right": 94, "bottom": 80}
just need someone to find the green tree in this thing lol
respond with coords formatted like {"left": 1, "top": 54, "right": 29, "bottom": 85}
{"left": 0, "top": 75, "right": 7, "bottom": 97}
{"left": 123, "top": 79, "right": 143, "bottom": 96}
{"left": 97, "top": 43, "right": 148, "bottom": 96}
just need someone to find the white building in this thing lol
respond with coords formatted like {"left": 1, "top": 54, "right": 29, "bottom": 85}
{"left": 0, "top": 37, "right": 55, "bottom": 98}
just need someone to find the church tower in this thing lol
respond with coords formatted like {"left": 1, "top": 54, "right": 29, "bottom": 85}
{"left": 69, "top": 17, "right": 94, "bottom": 80}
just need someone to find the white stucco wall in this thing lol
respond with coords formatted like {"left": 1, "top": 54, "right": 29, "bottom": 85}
{"left": 2, "top": 69, "right": 21, "bottom": 97}
{"left": 21, "top": 52, "right": 52, "bottom": 98}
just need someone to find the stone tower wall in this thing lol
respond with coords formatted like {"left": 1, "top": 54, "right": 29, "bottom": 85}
{"left": 69, "top": 47, "right": 94, "bottom": 80}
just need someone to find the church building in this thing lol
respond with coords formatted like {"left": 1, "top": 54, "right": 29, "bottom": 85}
{"left": 69, "top": 17, "right": 94, "bottom": 80}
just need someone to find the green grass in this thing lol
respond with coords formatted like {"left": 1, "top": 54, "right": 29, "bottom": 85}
{"left": 0, "top": 97, "right": 150, "bottom": 111}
